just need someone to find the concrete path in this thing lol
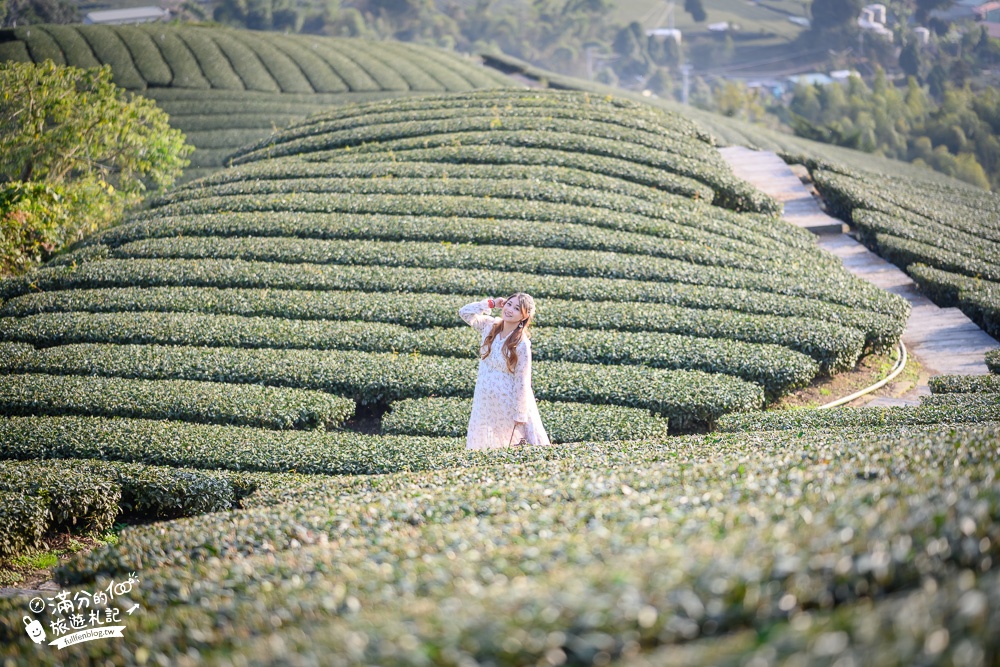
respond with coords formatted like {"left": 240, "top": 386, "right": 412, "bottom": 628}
{"left": 719, "top": 146, "right": 999, "bottom": 405}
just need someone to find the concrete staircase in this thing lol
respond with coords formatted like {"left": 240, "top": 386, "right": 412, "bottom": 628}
{"left": 719, "top": 146, "right": 999, "bottom": 405}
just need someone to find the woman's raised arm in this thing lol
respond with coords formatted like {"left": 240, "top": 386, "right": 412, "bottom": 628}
{"left": 459, "top": 298, "right": 497, "bottom": 335}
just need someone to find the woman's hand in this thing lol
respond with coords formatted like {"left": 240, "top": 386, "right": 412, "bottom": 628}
{"left": 494, "top": 297, "right": 506, "bottom": 309}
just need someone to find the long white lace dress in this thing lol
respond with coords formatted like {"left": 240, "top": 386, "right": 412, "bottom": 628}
{"left": 459, "top": 298, "right": 551, "bottom": 450}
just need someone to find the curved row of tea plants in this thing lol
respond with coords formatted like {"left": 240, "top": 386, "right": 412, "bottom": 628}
{"left": 0, "top": 342, "right": 763, "bottom": 430}
{"left": 229, "top": 91, "right": 778, "bottom": 214}
{"left": 0, "top": 283, "right": 905, "bottom": 354}
{"left": 0, "top": 457, "right": 251, "bottom": 558}
{"left": 0, "top": 310, "right": 823, "bottom": 395}
{"left": 0, "top": 371, "right": 354, "bottom": 430}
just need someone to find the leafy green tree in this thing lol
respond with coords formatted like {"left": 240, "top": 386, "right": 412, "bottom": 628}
{"left": 914, "top": 0, "right": 953, "bottom": 22}
{"left": 810, "top": 0, "right": 863, "bottom": 31}
{"left": 1, "top": 0, "right": 79, "bottom": 27}
{"left": 0, "top": 61, "right": 192, "bottom": 276}
{"left": 684, "top": 0, "right": 706, "bottom": 22}
{"left": 898, "top": 40, "right": 924, "bottom": 79}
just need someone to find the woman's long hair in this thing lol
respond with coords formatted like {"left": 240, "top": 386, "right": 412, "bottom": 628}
{"left": 480, "top": 292, "right": 536, "bottom": 373}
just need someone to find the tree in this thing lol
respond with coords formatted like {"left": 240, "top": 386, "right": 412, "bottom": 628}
{"left": 0, "top": 61, "right": 192, "bottom": 276}
{"left": 915, "top": 0, "right": 954, "bottom": 22}
{"left": 1, "top": 0, "right": 79, "bottom": 27}
{"left": 810, "top": 0, "right": 863, "bottom": 32}
{"left": 684, "top": 0, "right": 706, "bottom": 23}
{"left": 899, "top": 40, "right": 924, "bottom": 79}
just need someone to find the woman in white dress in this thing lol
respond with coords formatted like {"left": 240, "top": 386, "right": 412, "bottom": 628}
{"left": 458, "top": 293, "right": 551, "bottom": 450}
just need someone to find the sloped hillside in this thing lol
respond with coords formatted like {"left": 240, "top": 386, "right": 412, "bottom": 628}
{"left": 3, "top": 86, "right": 1000, "bottom": 666}
{"left": 0, "top": 25, "right": 512, "bottom": 179}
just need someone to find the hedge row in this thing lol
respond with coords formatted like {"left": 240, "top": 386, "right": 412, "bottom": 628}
{"left": 0, "top": 261, "right": 902, "bottom": 353}
{"left": 0, "top": 295, "right": 858, "bottom": 379}
{"left": 0, "top": 461, "right": 120, "bottom": 556}
{"left": 715, "top": 400, "right": 1000, "bottom": 432}
{"left": 854, "top": 209, "right": 1000, "bottom": 266}
{"left": 0, "top": 457, "right": 251, "bottom": 558}
{"left": 0, "top": 492, "right": 48, "bottom": 560}
{"left": 908, "top": 263, "right": 1000, "bottom": 338}
{"left": 243, "top": 89, "right": 713, "bottom": 146}
{"left": 382, "top": 396, "right": 671, "bottom": 441}
{"left": 810, "top": 166, "right": 1000, "bottom": 336}
{"left": 234, "top": 106, "right": 718, "bottom": 167}
{"left": 164, "top": 158, "right": 714, "bottom": 211}
{"left": 988, "top": 348, "right": 999, "bottom": 374}
{"left": 0, "top": 342, "right": 764, "bottom": 429}
{"left": 0, "top": 372, "right": 355, "bottom": 430}
{"left": 68, "top": 235, "right": 900, "bottom": 322}
{"left": 44, "top": 420, "right": 1000, "bottom": 582}
{"left": 873, "top": 232, "right": 1000, "bottom": 283}
{"left": 92, "top": 200, "right": 822, "bottom": 267}
{"left": 81, "top": 204, "right": 806, "bottom": 269}
{"left": 928, "top": 373, "right": 1000, "bottom": 394}
{"left": 0, "top": 284, "right": 902, "bottom": 356}
{"left": 107, "top": 234, "right": 821, "bottom": 288}
{"left": 236, "top": 128, "right": 776, "bottom": 215}
{"left": 2, "top": 423, "right": 993, "bottom": 664}
{"left": 0, "top": 414, "right": 466, "bottom": 476}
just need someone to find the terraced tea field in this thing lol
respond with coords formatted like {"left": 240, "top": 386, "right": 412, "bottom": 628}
{"left": 0, "top": 24, "right": 512, "bottom": 179}
{"left": 1, "top": 71, "right": 999, "bottom": 664}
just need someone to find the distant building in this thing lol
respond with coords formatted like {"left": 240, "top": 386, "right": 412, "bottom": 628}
{"left": 646, "top": 28, "right": 682, "bottom": 44}
{"left": 858, "top": 3, "right": 894, "bottom": 41}
{"left": 788, "top": 72, "right": 834, "bottom": 87}
{"left": 83, "top": 7, "right": 169, "bottom": 24}
{"left": 974, "top": 2, "right": 1000, "bottom": 37}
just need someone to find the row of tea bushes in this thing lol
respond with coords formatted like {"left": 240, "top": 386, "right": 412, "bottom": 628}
{"left": 381, "top": 396, "right": 671, "bottom": 441}
{"left": 0, "top": 255, "right": 906, "bottom": 327}
{"left": 809, "top": 167, "right": 1000, "bottom": 335}
{"left": 105, "top": 234, "right": 834, "bottom": 293}
{"left": 0, "top": 372, "right": 355, "bottom": 430}
{"left": 0, "top": 310, "right": 822, "bottom": 395}
{"left": 929, "top": 373, "right": 1000, "bottom": 394}
{"left": 715, "top": 394, "right": 1000, "bottom": 432}
{"left": 0, "top": 343, "right": 765, "bottom": 429}
{"left": 75, "top": 206, "right": 824, "bottom": 270}
{"left": 164, "top": 152, "right": 716, "bottom": 203}
{"left": 0, "top": 457, "right": 251, "bottom": 558}
{"left": 988, "top": 348, "right": 1000, "bottom": 373}
{"left": 0, "top": 283, "right": 904, "bottom": 355}
{"left": 0, "top": 414, "right": 469, "bottom": 476}
{"left": 2, "top": 423, "right": 995, "bottom": 663}
{"left": 908, "top": 264, "right": 1000, "bottom": 338}
{"left": 228, "top": 90, "right": 780, "bottom": 214}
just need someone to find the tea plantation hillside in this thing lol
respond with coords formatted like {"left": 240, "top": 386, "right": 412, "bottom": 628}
{"left": 2, "top": 88, "right": 999, "bottom": 664}
{"left": 0, "top": 24, "right": 512, "bottom": 180}
{"left": 485, "top": 53, "right": 1000, "bottom": 342}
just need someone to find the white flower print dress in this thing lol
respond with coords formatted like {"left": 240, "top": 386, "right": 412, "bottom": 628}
{"left": 459, "top": 299, "right": 551, "bottom": 450}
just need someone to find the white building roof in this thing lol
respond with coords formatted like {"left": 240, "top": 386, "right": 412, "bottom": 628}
{"left": 84, "top": 7, "right": 169, "bottom": 24}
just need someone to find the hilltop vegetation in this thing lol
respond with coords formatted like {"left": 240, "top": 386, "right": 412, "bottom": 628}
{"left": 0, "top": 24, "right": 512, "bottom": 178}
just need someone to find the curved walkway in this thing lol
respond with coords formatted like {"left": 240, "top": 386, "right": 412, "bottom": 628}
{"left": 719, "top": 146, "right": 999, "bottom": 406}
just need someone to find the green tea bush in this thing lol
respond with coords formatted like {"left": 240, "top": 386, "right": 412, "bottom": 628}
{"left": 382, "top": 396, "right": 671, "bottom": 441}
{"left": 0, "top": 372, "right": 355, "bottom": 430}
